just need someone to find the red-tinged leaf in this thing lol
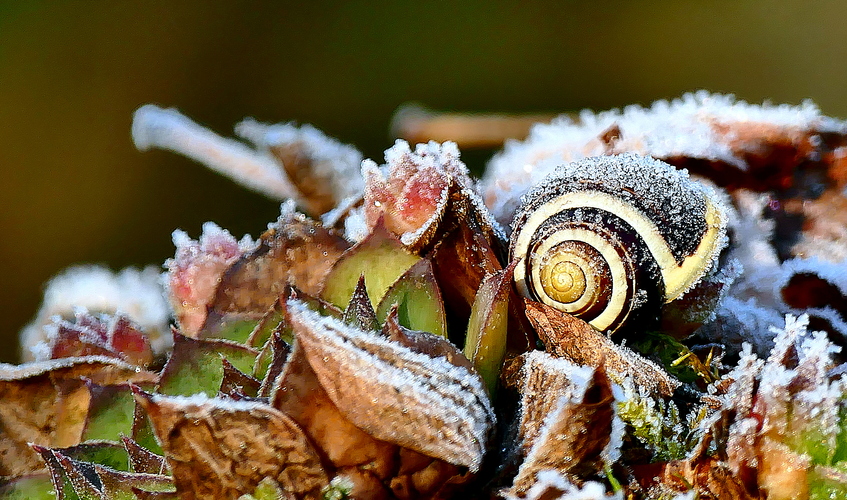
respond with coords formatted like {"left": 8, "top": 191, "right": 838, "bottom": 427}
{"left": 130, "top": 489, "right": 180, "bottom": 500}
{"left": 430, "top": 224, "right": 500, "bottom": 322}
{"left": 30, "top": 445, "right": 73, "bottom": 500}
{"left": 49, "top": 449, "right": 101, "bottom": 500}
{"left": 106, "top": 315, "right": 155, "bottom": 368}
{"left": 320, "top": 221, "right": 421, "bottom": 309}
{"left": 157, "top": 332, "right": 258, "bottom": 397}
{"left": 56, "top": 441, "right": 130, "bottom": 473}
{"left": 255, "top": 332, "right": 291, "bottom": 396}
{"left": 463, "top": 262, "right": 515, "bottom": 395}
{"left": 0, "top": 357, "right": 156, "bottom": 477}
{"left": 245, "top": 298, "right": 287, "bottom": 349}
{"left": 342, "top": 275, "right": 380, "bottom": 332}
{"left": 362, "top": 142, "right": 453, "bottom": 251}
{"left": 46, "top": 312, "right": 154, "bottom": 368}
{"left": 134, "top": 390, "right": 329, "bottom": 500}
{"left": 524, "top": 299, "right": 680, "bottom": 397}
{"left": 166, "top": 222, "right": 249, "bottom": 337}
{"left": 219, "top": 357, "right": 261, "bottom": 397}
{"left": 122, "top": 436, "right": 168, "bottom": 475}
{"left": 94, "top": 465, "right": 176, "bottom": 498}
{"left": 376, "top": 259, "right": 448, "bottom": 339}
{"left": 203, "top": 208, "right": 350, "bottom": 330}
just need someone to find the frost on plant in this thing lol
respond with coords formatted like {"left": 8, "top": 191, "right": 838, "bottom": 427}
{"left": 5, "top": 93, "right": 847, "bottom": 499}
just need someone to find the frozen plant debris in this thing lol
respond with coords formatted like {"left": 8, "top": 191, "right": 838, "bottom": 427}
{"left": 9, "top": 94, "right": 847, "bottom": 499}
{"left": 133, "top": 105, "right": 364, "bottom": 216}
{"left": 482, "top": 91, "right": 847, "bottom": 225}
{"left": 20, "top": 265, "right": 169, "bottom": 362}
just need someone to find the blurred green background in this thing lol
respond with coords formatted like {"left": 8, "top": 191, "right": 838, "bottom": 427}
{"left": 2, "top": 1, "right": 847, "bottom": 362}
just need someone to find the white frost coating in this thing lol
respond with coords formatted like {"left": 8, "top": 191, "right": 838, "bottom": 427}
{"left": 19, "top": 265, "right": 170, "bottom": 361}
{"left": 342, "top": 206, "right": 369, "bottom": 243}
{"left": 365, "top": 139, "right": 506, "bottom": 246}
{"left": 505, "top": 470, "right": 624, "bottom": 500}
{"left": 482, "top": 91, "right": 847, "bottom": 224}
{"left": 719, "top": 314, "right": 847, "bottom": 476}
{"left": 701, "top": 297, "right": 785, "bottom": 356}
{"left": 235, "top": 118, "right": 365, "bottom": 205}
{"left": 132, "top": 104, "right": 295, "bottom": 200}
{"left": 0, "top": 355, "right": 142, "bottom": 381}
{"left": 776, "top": 257, "right": 847, "bottom": 298}
{"left": 147, "top": 391, "right": 279, "bottom": 414}
{"left": 287, "top": 298, "right": 494, "bottom": 472}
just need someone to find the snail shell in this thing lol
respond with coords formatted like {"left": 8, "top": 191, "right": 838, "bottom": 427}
{"left": 510, "top": 153, "right": 728, "bottom": 334}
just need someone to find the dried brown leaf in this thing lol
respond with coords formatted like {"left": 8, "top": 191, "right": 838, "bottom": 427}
{"left": 638, "top": 456, "right": 755, "bottom": 500}
{"left": 0, "top": 357, "right": 156, "bottom": 477}
{"left": 509, "top": 363, "right": 616, "bottom": 495}
{"left": 430, "top": 224, "right": 534, "bottom": 352}
{"left": 525, "top": 299, "right": 679, "bottom": 396}
{"left": 203, "top": 207, "right": 349, "bottom": 328}
{"left": 271, "top": 337, "right": 399, "bottom": 498}
{"left": 343, "top": 275, "right": 380, "bottom": 331}
{"left": 257, "top": 331, "right": 291, "bottom": 398}
{"left": 286, "top": 299, "right": 494, "bottom": 473}
{"left": 220, "top": 357, "right": 261, "bottom": 397}
{"left": 135, "top": 390, "right": 329, "bottom": 500}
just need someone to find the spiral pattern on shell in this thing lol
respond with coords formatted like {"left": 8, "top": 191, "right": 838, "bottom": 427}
{"left": 510, "top": 153, "right": 728, "bottom": 334}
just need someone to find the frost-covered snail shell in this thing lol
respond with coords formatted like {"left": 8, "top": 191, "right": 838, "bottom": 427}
{"left": 510, "top": 153, "right": 728, "bottom": 335}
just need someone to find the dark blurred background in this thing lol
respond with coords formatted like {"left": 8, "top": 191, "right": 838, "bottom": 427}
{"left": 2, "top": 1, "right": 847, "bottom": 362}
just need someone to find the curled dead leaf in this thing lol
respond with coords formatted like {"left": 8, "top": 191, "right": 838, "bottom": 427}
{"left": 508, "top": 355, "right": 617, "bottom": 496}
{"left": 135, "top": 390, "right": 329, "bottom": 500}
{"left": 524, "top": 299, "right": 679, "bottom": 397}
{"left": 285, "top": 299, "right": 495, "bottom": 472}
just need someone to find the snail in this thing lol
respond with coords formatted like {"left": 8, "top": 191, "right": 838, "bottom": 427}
{"left": 510, "top": 153, "right": 728, "bottom": 335}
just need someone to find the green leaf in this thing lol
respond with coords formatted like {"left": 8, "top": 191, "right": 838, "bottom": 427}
{"left": 158, "top": 333, "right": 258, "bottom": 397}
{"left": 246, "top": 299, "right": 287, "bottom": 349}
{"left": 321, "top": 222, "right": 420, "bottom": 309}
{"left": 95, "top": 465, "right": 175, "bottom": 499}
{"left": 809, "top": 463, "right": 847, "bottom": 500}
{"left": 200, "top": 314, "right": 259, "bottom": 344}
{"left": 0, "top": 474, "right": 56, "bottom": 500}
{"left": 58, "top": 442, "right": 130, "bottom": 473}
{"left": 376, "top": 259, "right": 448, "bottom": 338}
{"left": 463, "top": 262, "right": 515, "bottom": 395}
{"left": 81, "top": 383, "right": 145, "bottom": 443}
